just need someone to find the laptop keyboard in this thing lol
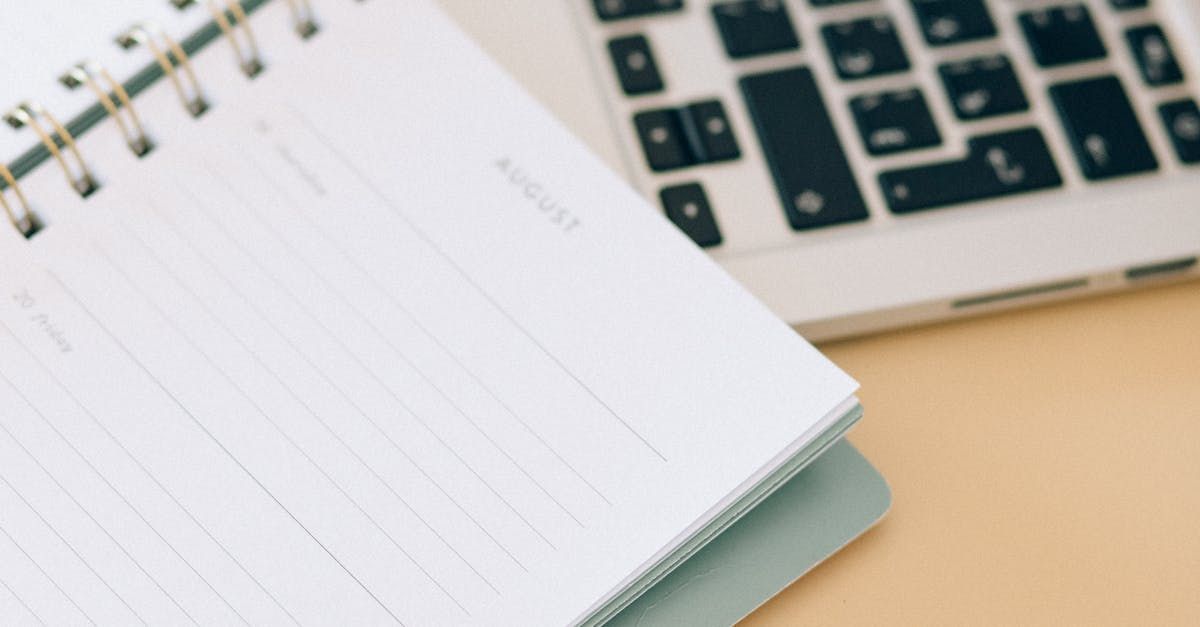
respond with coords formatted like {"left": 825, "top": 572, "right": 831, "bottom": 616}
{"left": 742, "top": 66, "right": 870, "bottom": 228}
{"left": 584, "top": 0, "right": 1199, "bottom": 248}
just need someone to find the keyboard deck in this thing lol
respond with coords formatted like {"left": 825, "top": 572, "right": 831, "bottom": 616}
{"left": 580, "top": 0, "right": 1200, "bottom": 251}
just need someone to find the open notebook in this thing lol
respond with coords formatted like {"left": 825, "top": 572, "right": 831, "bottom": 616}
{"left": 0, "top": 1, "right": 866, "bottom": 624}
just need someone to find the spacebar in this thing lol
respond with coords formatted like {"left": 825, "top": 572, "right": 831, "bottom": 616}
{"left": 740, "top": 67, "right": 868, "bottom": 230}
{"left": 879, "top": 128, "right": 1063, "bottom": 213}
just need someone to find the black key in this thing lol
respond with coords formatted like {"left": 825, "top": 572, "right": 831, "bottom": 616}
{"left": 822, "top": 17, "right": 911, "bottom": 80}
{"left": 910, "top": 0, "right": 997, "bottom": 46}
{"left": 1050, "top": 76, "right": 1158, "bottom": 180}
{"left": 608, "top": 35, "right": 665, "bottom": 95}
{"left": 685, "top": 100, "right": 741, "bottom": 162}
{"left": 633, "top": 103, "right": 741, "bottom": 170}
{"left": 660, "top": 183, "right": 723, "bottom": 247}
{"left": 1126, "top": 25, "right": 1184, "bottom": 86}
{"left": 1109, "top": 0, "right": 1149, "bottom": 9}
{"left": 593, "top": 0, "right": 683, "bottom": 21}
{"left": 741, "top": 67, "right": 868, "bottom": 230}
{"left": 712, "top": 0, "right": 800, "bottom": 59}
{"left": 880, "top": 128, "right": 1062, "bottom": 213}
{"left": 1159, "top": 99, "right": 1200, "bottom": 164}
{"left": 634, "top": 109, "right": 695, "bottom": 171}
{"left": 938, "top": 55, "right": 1029, "bottom": 120}
{"left": 1019, "top": 6, "right": 1107, "bottom": 67}
{"left": 850, "top": 89, "right": 941, "bottom": 155}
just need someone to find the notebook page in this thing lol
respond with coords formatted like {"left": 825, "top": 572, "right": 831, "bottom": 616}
{"left": 0, "top": 1, "right": 858, "bottom": 624}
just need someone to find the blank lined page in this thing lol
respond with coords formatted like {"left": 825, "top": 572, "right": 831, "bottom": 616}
{"left": 0, "top": 1, "right": 857, "bottom": 624}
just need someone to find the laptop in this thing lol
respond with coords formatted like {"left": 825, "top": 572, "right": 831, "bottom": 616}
{"left": 455, "top": 0, "right": 1200, "bottom": 342}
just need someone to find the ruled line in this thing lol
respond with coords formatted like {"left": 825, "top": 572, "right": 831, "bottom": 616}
{"left": 168, "top": 181, "right": 558, "bottom": 551}
{"left": 288, "top": 105, "right": 668, "bottom": 462}
{"left": 90, "top": 243, "right": 468, "bottom": 617}
{"left": 43, "top": 270, "right": 406, "bottom": 627}
{"left": 0, "top": 522, "right": 95, "bottom": 626}
{"left": 0, "top": 469, "right": 147, "bottom": 625}
{"left": 0, "top": 375, "right": 199, "bottom": 625}
{"left": 133, "top": 201, "right": 530, "bottom": 574}
{"left": 0, "top": 334, "right": 250, "bottom": 625}
{"left": 240, "top": 151, "right": 613, "bottom": 507}
{"left": 0, "top": 568, "right": 47, "bottom": 626}
{"left": 205, "top": 157, "right": 586, "bottom": 529}
{"left": 103, "top": 215, "right": 502, "bottom": 596}
{"left": 0, "top": 319, "right": 297, "bottom": 626}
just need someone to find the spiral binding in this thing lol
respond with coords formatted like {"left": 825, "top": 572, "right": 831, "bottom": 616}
{"left": 1, "top": 0, "right": 319, "bottom": 237}
{"left": 117, "top": 24, "right": 210, "bottom": 117}
{"left": 61, "top": 62, "right": 154, "bottom": 157}
{"left": 208, "top": 0, "right": 266, "bottom": 78}
{"left": 5, "top": 102, "right": 100, "bottom": 197}
{"left": 0, "top": 164, "right": 39, "bottom": 238}
{"left": 285, "top": 0, "right": 320, "bottom": 39}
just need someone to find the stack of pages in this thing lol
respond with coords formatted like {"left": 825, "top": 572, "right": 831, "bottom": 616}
{"left": 0, "top": 1, "right": 866, "bottom": 624}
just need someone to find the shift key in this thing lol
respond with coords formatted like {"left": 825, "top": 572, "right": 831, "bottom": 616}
{"left": 1050, "top": 76, "right": 1157, "bottom": 180}
{"left": 740, "top": 67, "right": 868, "bottom": 230}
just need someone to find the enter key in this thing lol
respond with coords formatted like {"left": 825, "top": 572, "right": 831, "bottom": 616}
{"left": 879, "top": 127, "right": 1063, "bottom": 213}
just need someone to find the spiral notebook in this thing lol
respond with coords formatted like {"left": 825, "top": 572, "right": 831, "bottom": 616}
{"left": 0, "top": 1, "right": 865, "bottom": 625}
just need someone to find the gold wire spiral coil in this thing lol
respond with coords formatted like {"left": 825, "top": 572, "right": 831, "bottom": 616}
{"left": 207, "top": 0, "right": 265, "bottom": 77}
{"left": 285, "top": 0, "right": 319, "bottom": 39}
{"left": 60, "top": 62, "right": 154, "bottom": 157}
{"left": 0, "top": 164, "right": 39, "bottom": 237}
{"left": 174, "top": 0, "right": 308, "bottom": 40}
{"left": 117, "top": 24, "right": 209, "bottom": 117}
{"left": 4, "top": 103, "right": 100, "bottom": 198}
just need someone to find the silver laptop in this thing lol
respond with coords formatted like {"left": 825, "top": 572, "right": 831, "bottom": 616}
{"left": 500, "top": 0, "right": 1200, "bottom": 340}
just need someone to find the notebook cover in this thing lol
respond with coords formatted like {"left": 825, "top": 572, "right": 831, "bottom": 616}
{"left": 605, "top": 438, "right": 890, "bottom": 626}
{"left": 583, "top": 404, "right": 886, "bottom": 625}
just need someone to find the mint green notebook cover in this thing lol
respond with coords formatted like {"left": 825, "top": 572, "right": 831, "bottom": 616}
{"left": 605, "top": 438, "right": 889, "bottom": 625}
{"left": 585, "top": 405, "right": 889, "bottom": 625}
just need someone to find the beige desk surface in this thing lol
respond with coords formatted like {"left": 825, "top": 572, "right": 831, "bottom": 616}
{"left": 745, "top": 282, "right": 1200, "bottom": 626}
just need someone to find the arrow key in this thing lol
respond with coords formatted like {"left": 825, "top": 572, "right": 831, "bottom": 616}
{"left": 660, "top": 183, "right": 723, "bottom": 247}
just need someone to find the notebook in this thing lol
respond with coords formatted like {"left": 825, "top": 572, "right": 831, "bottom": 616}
{"left": 0, "top": 1, "right": 867, "bottom": 624}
